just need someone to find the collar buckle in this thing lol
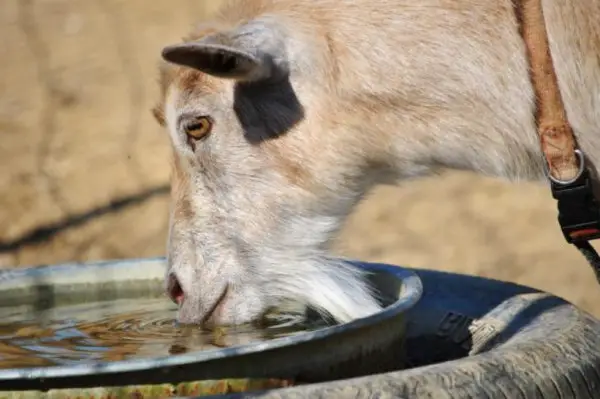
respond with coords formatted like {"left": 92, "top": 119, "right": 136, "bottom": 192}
{"left": 551, "top": 165, "right": 600, "bottom": 244}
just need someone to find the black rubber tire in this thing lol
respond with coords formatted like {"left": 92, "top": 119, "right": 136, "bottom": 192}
{"left": 209, "top": 267, "right": 600, "bottom": 399}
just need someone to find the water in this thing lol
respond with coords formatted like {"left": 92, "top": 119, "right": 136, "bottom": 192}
{"left": 0, "top": 298, "right": 325, "bottom": 369}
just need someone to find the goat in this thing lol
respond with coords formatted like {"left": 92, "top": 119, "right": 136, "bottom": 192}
{"left": 152, "top": 0, "right": 600, "bottom": 326}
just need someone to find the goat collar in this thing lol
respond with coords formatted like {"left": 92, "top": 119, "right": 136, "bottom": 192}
{"left": 516, "top": 0, "right": 600, "bottom": 281}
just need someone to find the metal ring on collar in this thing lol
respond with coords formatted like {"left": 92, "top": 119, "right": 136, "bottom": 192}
{"left": 547, "top": 148, "right": 586, "bottom": 186}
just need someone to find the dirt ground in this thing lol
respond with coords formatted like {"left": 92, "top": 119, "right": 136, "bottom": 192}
{"left": 2, "top": 0, "right": 600, "bottom": 317}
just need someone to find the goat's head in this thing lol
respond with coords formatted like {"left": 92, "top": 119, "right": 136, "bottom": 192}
{"left": 153, "top": 18, "right": 382, "bottom": 327}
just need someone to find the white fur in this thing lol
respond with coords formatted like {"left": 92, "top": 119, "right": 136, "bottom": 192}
{"left": 155, "top": 0, "right": 600, "bottom": 326}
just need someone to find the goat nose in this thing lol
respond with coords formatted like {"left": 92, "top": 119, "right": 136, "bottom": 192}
{"left": 167, "top": 272, "right": 185, "bottom": 305}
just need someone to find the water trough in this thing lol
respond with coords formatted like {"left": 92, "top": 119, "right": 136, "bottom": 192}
{"left": 0, "top": 257, "right": 422, "bottom": 397}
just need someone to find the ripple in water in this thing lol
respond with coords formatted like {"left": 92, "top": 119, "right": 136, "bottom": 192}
{"left": 0, "top": 298, "right": 326, "bottom": 369}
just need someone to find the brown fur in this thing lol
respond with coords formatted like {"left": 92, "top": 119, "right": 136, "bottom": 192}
{"left": 170, "top": 152, "right": 194, "bottom": 222}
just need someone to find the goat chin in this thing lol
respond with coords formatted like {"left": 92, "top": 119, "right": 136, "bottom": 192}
{"left": 264, "top": 256, "right": 383, "bottom": 324}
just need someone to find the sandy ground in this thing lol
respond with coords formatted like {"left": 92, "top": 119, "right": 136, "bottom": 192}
{"left": 2, "top": 0, "right": 600, "bottom": 317}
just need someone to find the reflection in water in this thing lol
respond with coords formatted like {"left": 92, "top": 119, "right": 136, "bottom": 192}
{"left": 0, "top": 298, "right": 324, "bottom": 369}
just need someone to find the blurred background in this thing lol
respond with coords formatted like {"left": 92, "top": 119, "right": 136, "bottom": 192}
{"left": 2, "top": 0, "right": 600, "bottom": 317}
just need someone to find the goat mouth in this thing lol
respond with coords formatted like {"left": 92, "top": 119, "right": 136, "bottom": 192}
{"left": 167, "top": 273, "right": 230, "bottom": 326}
{"left": 200, "top": 284, "right": 230, "bottom": 328}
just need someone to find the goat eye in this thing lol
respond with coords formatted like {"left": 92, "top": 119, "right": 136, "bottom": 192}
{"left": 184, "top": 116, "right": 213, "bottom": 142}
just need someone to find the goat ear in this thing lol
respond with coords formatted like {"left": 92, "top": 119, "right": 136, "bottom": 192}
{"left": 161, "top": 41, "right": 260, "bottom": 80}
{"left": 161, "top": 31, "right": 277, "bottom": 82}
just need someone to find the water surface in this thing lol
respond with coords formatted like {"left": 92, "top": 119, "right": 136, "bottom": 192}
{"left": 0, "top": 297, "right": 324, "bottom": 369}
